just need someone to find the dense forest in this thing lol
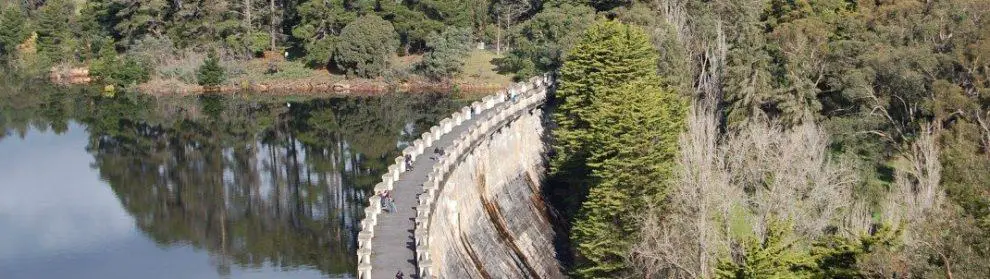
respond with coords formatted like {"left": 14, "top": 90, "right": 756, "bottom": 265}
{"left": 1, "top": 0, "right": 988, "bottom": 278}
{"left": 0, "top": 0, "right": 593, "bottom": 88}
{"left": 542, "top": 1, "right": 990, "bottom": 279}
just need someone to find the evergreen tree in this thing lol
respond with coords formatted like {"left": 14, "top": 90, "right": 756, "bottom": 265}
{"left": 417, "top": 27, "right": 472, "bottom": 81}
{"left": 494, "top": 3, "right": 595, "bottom": 79}
{"left": 0, "top": 5, "right": 30, "bottom": 57}
{"left": 571, "top": 76, "right": 685, "bottom": 277}
{"left": 292, "top": 0, "right": 354, "bottom": 66}
{"left": 378, "top": 1, "right": 443, "bottom": 54}
{"left": 715, "top": 219, "right": 817, "bottom": 279}
{"left": 90, "top": 40, "right": 150, "bottom": 87}
{"left": 35, "top": 0, "right": 75, "bottom": 61}
{"left": 551, "top": 19, "right": 657, "bottom": 196}
{"left": 111, "top": 0, "right": 169, "bottom": 46}
{"left": 197, "top": 51, "right": 226, "bottom": 86}
{"left": 333, "top": 15, "right": 399, "bottom": 78}
{"left": 556, "top": 20, "right": 685, "bottom": 277}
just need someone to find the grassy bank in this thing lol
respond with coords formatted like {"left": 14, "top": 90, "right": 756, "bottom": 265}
{"left": 132, "top": 49, "right": 513, "bottom": 96}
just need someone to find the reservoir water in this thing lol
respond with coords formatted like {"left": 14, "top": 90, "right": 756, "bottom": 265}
{"left": 0, "top": 80, "right": 463, "bottom": 279}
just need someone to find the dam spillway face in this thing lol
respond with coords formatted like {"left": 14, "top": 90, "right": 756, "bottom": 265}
{"left": 428, "top": 100, "right": 561, "bottom": 279}
{"left": 355, "top": 75, "right": 562, "bottom": 279}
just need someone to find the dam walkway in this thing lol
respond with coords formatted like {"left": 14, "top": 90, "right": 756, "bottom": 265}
{"left": 355, "top": 75, "right": 553, "bottom": 279}
{"left": 368, "top": 98, "right": 500, "bottom": 278}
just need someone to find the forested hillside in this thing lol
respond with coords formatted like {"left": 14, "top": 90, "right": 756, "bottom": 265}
{"left": 0, "top": 0, "right": 595, "bottom": 89}
{"left": 0, "top": 0, "right": 988, "bottom": 278}
{"left": 543, "top": 1, "right": 990, "bottom": 278}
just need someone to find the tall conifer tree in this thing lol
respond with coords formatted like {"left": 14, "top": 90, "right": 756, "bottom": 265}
{"left": 554, "top": 20, "right": 686, "bottom": 277}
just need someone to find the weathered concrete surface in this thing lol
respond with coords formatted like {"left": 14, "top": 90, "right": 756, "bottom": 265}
{"left": 427, "top": 104, "right": 563, "bottom": 279}
{"left": 368, "top": 97, "right": 504, "bottom": 279}
{"left": 357, "top": 75, "right": 558, "bottom": 279}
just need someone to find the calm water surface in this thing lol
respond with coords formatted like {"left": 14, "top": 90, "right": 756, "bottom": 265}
{"left": 0, "top": 81, "right": 463, "bottom": 279}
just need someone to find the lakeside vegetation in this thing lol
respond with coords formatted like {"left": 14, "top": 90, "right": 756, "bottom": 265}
{"left": 1, "top": 0, "right": 988, "bottom": 278}
{"left": 0, "top": 0, "right": 543, "bottom": 92}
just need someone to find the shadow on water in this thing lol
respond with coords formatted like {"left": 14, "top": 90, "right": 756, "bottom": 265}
{"left": 0, "top": 73, "right": 468, "bottom": 278}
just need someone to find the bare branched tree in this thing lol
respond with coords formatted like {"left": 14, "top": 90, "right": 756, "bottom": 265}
{"left": 630, "top": 103, "right": 862, "bottom": 278}
{"left": 630, "top": 102, "right": 736, "bottom": 279}
{"left": 881, "top": 124, "right": 943, "bottom": 230}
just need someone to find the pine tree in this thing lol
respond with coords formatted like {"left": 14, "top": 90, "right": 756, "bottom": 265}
{"left": 0, "top": 5, "right": 30, "bottom": 57}
{"left": 293, "top": 0, "right": 355, "bottom": 66}
{"left": 570, "top": 76, "right": 686, "bottom": 278}
{"left": 715, "top": 219, "right": 817, "bottom": 279}
{"left": 333, "top": 15, "right": 399, "bottom": 78}
{"left": 35, "top": 0, "right": 75, "bottom": 61}
{"left": 197, "top": 51, "right": 226, "bottom": 86}
{"left": 418, "top": 27, "right": 472, "bottom": 81}
{"left": 556, "top": 20, "right": 686, "bottom": 278}
{"left": 551, "top": 20, "right": 658, "bottom": 182}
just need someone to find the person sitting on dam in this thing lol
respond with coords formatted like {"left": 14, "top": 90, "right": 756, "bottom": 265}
{"left": 380, "top": 192, "right": 391, "bottom": 213}
{"left": 431, "top": 147, "right": 445, "bottom": 160}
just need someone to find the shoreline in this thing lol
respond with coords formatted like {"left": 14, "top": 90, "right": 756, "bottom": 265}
{"left": 135, "top": 79, "right": 508, "bottom": 96}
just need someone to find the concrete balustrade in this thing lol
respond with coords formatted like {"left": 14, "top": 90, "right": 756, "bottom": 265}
{"left": 409, "top": 77, "right": 551, "bottom": 278}
{"left": 380, "top": 174, "right": 393, "bottom": 191}
{"left": 356, "top": 74, "right": 552, "bottom": 279}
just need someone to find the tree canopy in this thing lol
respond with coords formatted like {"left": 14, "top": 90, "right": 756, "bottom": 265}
{"left": 333, "top": 15, "right": 399, "bottom": 78}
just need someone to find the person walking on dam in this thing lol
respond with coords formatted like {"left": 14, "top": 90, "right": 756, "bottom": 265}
{"left": 384, "top": 190, "right": 397, "bottom": 213}
{"left": 404, "top": 154, "right": 413, "bottom": 171}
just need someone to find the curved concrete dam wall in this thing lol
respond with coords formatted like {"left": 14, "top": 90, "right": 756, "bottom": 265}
{"left": 423, "top": 92, "right": 562, "bottom": 278}
{"left": 355, "top": 75, "right": 561, "bottom": 279}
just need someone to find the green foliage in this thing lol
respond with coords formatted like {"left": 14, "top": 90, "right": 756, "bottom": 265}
{"left": 90, "top": 41, "right": 150, "bottom": 87}
{"left": 715, "top": 219, "right": 816, "bottom": 279}
{"left": 494, "top": 3, "right": 595, "bottom": 80}
{"left": 552, "top": 20, "right": 657, "bottom": 179}
{"left": 0, "top": 5, "right": 29, "bottom": 56}
{"left": 417, "top": 27, "right": 472, "bottom": 81}
{"left": 555, "top": 20, "right": 685, "bottom": 278}
{"left": 35, "top": 0, "right": 76, "bottom": 61}
{"left": 419, "top": 0, "right": 479, "bottom": 28}
{"left": 378, "top": 0, "right": 443, "bottom": 53}
{"left": 109, "top": 0, "right": 169, "bottom": 46}
{"left": 334, "top": 15, "right": 399, "bottom": 78}
{"left": 570, "top": 77, "right": 685, "bottom": 278}
{"left": 562, "top": 0, "right": 630, "bottom": 12}
{"left": 810, "top": 224, "right": 903, "bottom": 279}
{"left": 197, "top": 51, "right": 226, "bottom": 86}
{"left": 941, "top": 121, "right": 990, "bottom": 233}
{"left": 293, "top": 0, "right": 354, "bottom": 66}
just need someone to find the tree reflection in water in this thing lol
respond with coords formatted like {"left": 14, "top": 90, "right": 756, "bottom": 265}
{"left": 0, "top": 76, "right": 462, "bottom": 277}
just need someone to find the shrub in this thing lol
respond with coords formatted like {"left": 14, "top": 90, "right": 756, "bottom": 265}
{"left": 417, "top": 27, "right": 472, "bottom": 81}
{"left": 334, "top": 15, "right": 399, "bottom": 78}
{"left": 300, "top": 37, "right": 335, "bottom": 68}
{"left": 128, "top": 36, "right": 179, "bottom": 67}
{"left": 197, "top": 51, "right": 226, "bottom": 86}
{"left": 90, "top": 41, "right": 150, "bottom": 87}
{"left": 224, "top": 32, "right": 270, "bottom": 57}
